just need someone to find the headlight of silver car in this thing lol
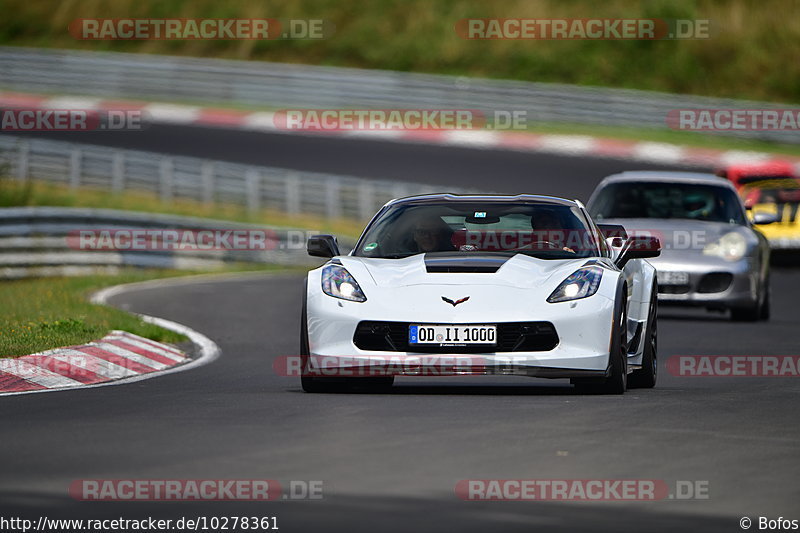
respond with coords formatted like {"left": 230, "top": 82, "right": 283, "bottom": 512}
{"left": 703, "top": 232, "right": 747, "bottom": 262}
{"left": 322, "top": 264, "right": 367, "bottom": 302}
{"left": 547, "top": 265, "right": 604, "bottom": 303}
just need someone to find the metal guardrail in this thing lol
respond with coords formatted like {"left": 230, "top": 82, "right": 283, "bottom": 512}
{"left": 0, "top": 206, "right": 337, "bottom": 278}
{"left": 0, "top": 135, "right": 462, "bottom": 222}
{"left": 0, "top": 46, "right": 796, "bottom": 144}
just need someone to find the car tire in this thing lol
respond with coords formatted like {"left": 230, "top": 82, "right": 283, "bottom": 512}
{"left": 731, "top": 289, "right": 765, "bottom": 323}
{"left": 299, "top": 282, "right": 393, "bottom": 393}
{"left": 299, "top": 279, "right": 350, "bottom": 393}
{"left": 576, "top": 288, "right": 627, "bottom": 395}
{"left": 759, "top": 275, "right": 771, "bottom": 321}
{"left": 730, "top": 304, "right": 759, "bottom": 322}
{"left": 629, "top": 282, "right": 657, "bottom": 389}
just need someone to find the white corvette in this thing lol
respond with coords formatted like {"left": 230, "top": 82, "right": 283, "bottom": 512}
{"left": 301, "top": 194, "right": 661, "bottom": 394}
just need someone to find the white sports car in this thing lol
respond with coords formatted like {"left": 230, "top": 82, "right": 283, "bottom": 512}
{"left": 301, "top": 194, "right": 661, "bottom": 394}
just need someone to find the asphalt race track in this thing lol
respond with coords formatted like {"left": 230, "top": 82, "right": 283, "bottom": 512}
{"left": 4, "top": 125, "right": 706, "bottom": 199}
{"left": 1, "top": 128, "right": 798, "bottom": 532}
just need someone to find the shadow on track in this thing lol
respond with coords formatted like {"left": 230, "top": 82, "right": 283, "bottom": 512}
{"left": 0, "top": 490, "right": 741, "bottom": 533}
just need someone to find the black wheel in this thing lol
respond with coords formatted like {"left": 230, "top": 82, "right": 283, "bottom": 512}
{"left": 298, "top": 280, "right": 393, "bottom": 393}
{"left": 730, "top": 304, "right": 759, "bottom": 322}
{"left": 731, "top": 290, "right": 764, "bottom": 323}
{"left": 299, "top": 279, "right": 350, "bottom": 393}
{"left": 629, "top": 282, "right": 657, "bottom": 389}
{"left": 576, "top": 289, "right": 627, "bottom": 395}
{"left": 732, "top": 267, "right": 770, "bottom": 322}
{"left": 759, "top": 274, "right": 771, "bottom": 321}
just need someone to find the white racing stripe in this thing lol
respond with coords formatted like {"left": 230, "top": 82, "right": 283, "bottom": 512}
{"left": 538, "top": 135, "right": 597, "bottom": 155}
{"left": 113, "top": 331, "right": 186, "bottom": 357}
{"left": 42, "top": 97, "right": 102, "bottom": 110}
{"left": 90, "top": 342, "right": 168, "bottom": 370}
{"left": 243, "top": 111, "right": 278, "bottom": 130}
{"left": 631, "top": 142, "right": 686, "bottom": 163}
{"left": 442, "top": 130, "right": 502, "bottom": 147}
{"left": 0, "top": 358, "right": 83, "bottom": 389}
{"left": 104, "top": 336, "right": 185, "bottom": 362}
{"left": 51, "top": 349, "right": 139, "bottom": 379}
{"left": 143, "top": 103, "right": 201, "bottom": 124}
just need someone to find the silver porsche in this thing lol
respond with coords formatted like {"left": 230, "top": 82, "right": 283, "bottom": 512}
{"left": 587, "top": 171, "right": 774, "bottom": 321}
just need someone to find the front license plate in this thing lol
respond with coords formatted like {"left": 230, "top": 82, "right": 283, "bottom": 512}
{"left": 409, "top": 325, "right": 497, "bottom": 346}
{"left": 657, "top": 271, "right": 689, "bottom": 285}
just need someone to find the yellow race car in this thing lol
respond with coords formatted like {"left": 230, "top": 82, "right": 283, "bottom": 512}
{"left": 718, "top": 161, "right": 800, "bottom": 249}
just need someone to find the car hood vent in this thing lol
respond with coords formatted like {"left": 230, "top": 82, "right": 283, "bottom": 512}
{"left": 424, "top": 254, "right": 509, "bottom": 273}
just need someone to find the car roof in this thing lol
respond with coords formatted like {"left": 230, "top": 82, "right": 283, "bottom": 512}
{"left": 597, "top": 171, "right": 736, "bottom": 190}
{"left": 386, "top": 193, "right": 580, "bottom": 208}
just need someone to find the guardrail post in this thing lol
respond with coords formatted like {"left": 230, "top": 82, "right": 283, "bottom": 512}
{"left": 391, "top": 184, "right": 409, "bottom": 201}
{"left": 246, "top": 169, "right": 260, "bottom": 213}
{"left": 325, "top": 177, "right": 342, "bottom": 220}
{"left": 285, "top": 173, "right": 300, "bottom": 215}
{"left": 16, "top": 141, "right": 29, "bottom": 182}
{"left": 159, "top": 158, "right": 173, "bottom": 203}
{"left": 358, "top": 182, "right": 376, "bottom": 221}
{"left": 111, "top": 151, "right": 125, "bottom": 193}
{"left": 69, "top": 148, "right": 82, "bottom": 189}
{"left": 201, "top": 161, "right": 215, "bottom": 205}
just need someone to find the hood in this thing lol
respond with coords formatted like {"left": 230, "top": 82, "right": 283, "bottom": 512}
{"left": 340, "top": 253, "right": 587, "bottom": 289}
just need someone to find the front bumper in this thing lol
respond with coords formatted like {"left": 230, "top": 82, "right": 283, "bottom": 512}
{"left": 649, "top": 255, "right": 758, "bottom": 308}
{"left": 303, "top": 353, "right": 610, "bottom": 379}
{"left": 306, "top": 281, "right": 617, "bottom": 376}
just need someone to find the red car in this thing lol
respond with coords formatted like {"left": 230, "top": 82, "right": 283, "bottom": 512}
{"left": 716, "top": 160, "right": 800, "bottom": 220}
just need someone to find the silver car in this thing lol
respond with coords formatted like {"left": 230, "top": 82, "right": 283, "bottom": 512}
{"left": 587, "top": 171, "right": 773, "bottom": 321}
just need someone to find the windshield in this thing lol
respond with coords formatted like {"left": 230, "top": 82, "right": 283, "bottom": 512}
{"left": 354, "top": 201, "right": 600, "bottom": 259}
{"left": 589, "top": 182, "right": 747, "bottom": 225}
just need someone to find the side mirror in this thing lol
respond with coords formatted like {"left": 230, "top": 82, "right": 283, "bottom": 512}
{"left": 307, "top": 234, "right": 340, "bottom": 258}
{"left": 752, "top": 212, "right": 780, "bottom": 225}
{"left": 598, "top": 224, "right": 628, "bottom": 241}
{"left": 598, "top": 224, "right": 628, "bottom": 249}
{"left": 743, "top": 189, "right": 761, "bottom": 210}
{"left": 616, "top": 235, "right": 661, "bottom": 269}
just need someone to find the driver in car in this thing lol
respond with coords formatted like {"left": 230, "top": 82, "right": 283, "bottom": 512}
{"left": 411, "top": 216, "right": 456, "bottom": 253}
{"left": 531, "top": 210, "right": 575, "bottom": 253}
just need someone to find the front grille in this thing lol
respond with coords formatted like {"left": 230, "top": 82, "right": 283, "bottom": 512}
{"left": 697, "top": 272, "right": 733, "bottom": 293}
{"left": 658, "top": 284, "right": 691, "bottom": 295}
{"left": 353, "top": 321, "right": 559, "bottom": 353}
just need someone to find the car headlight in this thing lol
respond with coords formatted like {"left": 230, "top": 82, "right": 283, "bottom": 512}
{"left": 547, "top": 266, "right": 604, "bottom": 303}
{"left": 322, "top": 264, "right": 367, "bottom": 302}
{"left": 703, "top": 232, "right": 747, "bottom": 262}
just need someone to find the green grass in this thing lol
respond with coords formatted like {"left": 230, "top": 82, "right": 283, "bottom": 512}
{"left": 0, "top": 177, "right": 366, "bottom": 239}
{"left": 0, "top": 271, "right": 188, "bottom": 357}
{"left": 0, "top": 177, "right": 323, "bottom": 358}
{"left": 0, "top": 266, "right": 304, "bottom": 358}
{"left": 1, "top": 0, "right": 798, "bottom": 103}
